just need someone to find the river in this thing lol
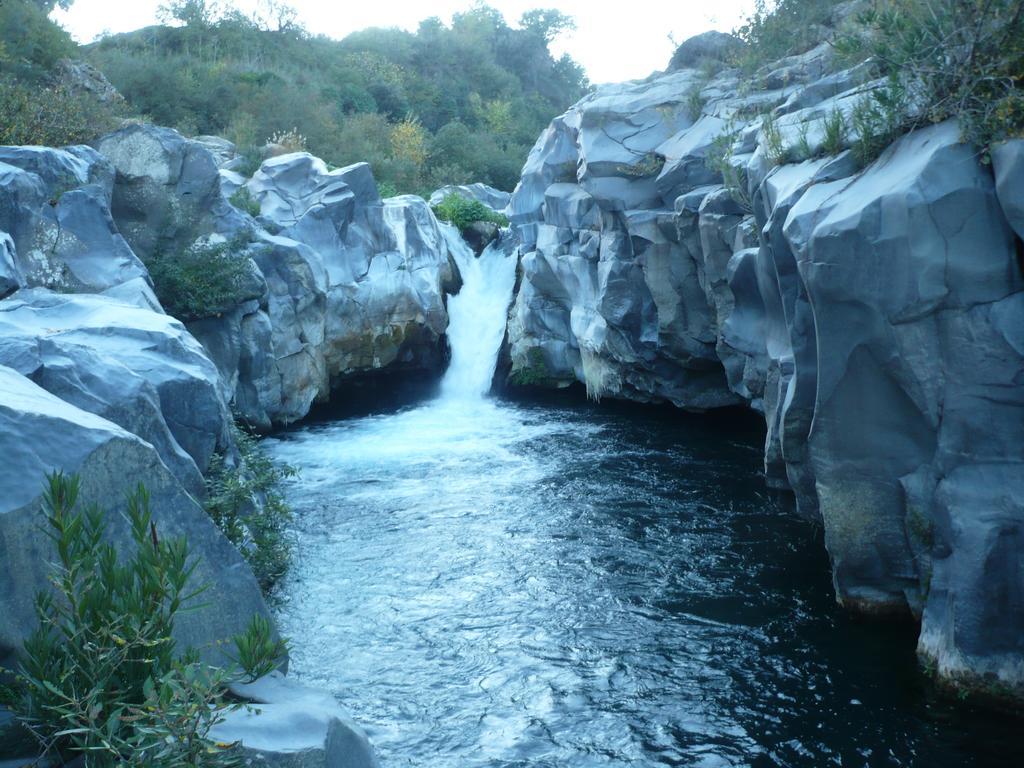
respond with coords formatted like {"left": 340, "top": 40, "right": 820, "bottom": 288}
{"left": 266, "top": 228, "right": 1022, "bottom": 767}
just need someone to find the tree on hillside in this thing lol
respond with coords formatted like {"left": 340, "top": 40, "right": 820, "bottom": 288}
{"left": 86, "top": 2, "right": 590, "bottom": 194}
{"left": 519, "top": 9, "right": 575, "bottom": 43}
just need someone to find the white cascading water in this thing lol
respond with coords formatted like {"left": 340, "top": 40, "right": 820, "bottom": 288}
{"left": 437, "top": 223, "right": 518, "bottom": 400}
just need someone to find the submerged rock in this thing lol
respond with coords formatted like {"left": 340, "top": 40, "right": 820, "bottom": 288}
{"left": 212, "top": 672, "right": 380, "bottom": 768}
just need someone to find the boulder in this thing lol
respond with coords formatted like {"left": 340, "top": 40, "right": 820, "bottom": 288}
{"left": 668, "top": 31, "right": 743, "bottom": 71}
{"left": 97, "top": 124, "right": 228, "bottom": 259}
{"left": 57, "top": 58, "right": 123, "bottom": 104}
{"left": 211, "top": 673, "right": 380, "bottom": 768}
{"left": 0, "top": 290, "right": 231, "bottom": 481}
{"left": 0, "top": 146, "right": 147, "bottom": 293}
{"left": 0, "top": 365, "right": 272, "bottom": 670}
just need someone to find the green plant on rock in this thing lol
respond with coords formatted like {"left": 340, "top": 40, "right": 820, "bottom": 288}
{"left": 432, "top": 192, "right": 509, "bottom": 231}
{"left": 685, "top": 83, "right": 708, "bottom": 121}
{"left": 835, "top": 0, "right": 1024, "bottom": 156}
{"left": 229, "top": 186, "right": 261, "bottom": 218}
{"left": 705, "top": 124, "right": 754, "bottom": 214}
{"left": 820, "top": 107, "right": 847, "bottom": 156}
{"left": 617, "top": 151, "right": 666, "bottom": 178}
{"left": 205, "top": 424, "right": 297, "bottom": 594}
{"left": 509, "top": 347, "right": 555, "bottom": 387}
{"left": 760, "top": 112, "right": 789, "bottom": 166}
{"left": 4, "top": 472, "right": 288, "bottom": 767}
{"left": 144, "top": 233, "right": 259, "bottom": 321}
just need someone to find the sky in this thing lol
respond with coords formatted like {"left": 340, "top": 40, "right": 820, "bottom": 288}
{"left": 52, "top": 0, "right": 754, "bottom": 84}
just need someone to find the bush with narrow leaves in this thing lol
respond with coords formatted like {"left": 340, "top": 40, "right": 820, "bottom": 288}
{"left": 2, "top": 472, "right": 287, "bottom": 768}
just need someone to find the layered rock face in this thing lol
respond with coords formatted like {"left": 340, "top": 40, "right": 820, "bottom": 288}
{"left": 96, "top": 127, "right": 458, "bottom": 429}
{"left": 506, "top": 41, "right": 1024, "bottom": 699}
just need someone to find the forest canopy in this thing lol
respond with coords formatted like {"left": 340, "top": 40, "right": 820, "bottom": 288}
{"left": 84, "top": 0, "right": 590, "bottom": 194}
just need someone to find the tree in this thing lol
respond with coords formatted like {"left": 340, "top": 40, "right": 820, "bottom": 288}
{"left": 254, "top": 0, "right": 300, "bottom": 34}
{"left": 158, "top": 0, "right": 220, "bottom": 28}
{"left": 519, "top": 8, "right": 576, "bottom": 43}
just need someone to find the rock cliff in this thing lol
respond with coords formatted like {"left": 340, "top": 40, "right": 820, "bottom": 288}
{"left": 504, "top": 40, "right": 1024, "bottom": 701}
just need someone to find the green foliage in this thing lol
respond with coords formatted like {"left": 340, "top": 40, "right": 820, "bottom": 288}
{"left": 732, "top": 0, "right": 837, "bottom": 72}
{"left": 5, "top": 472, "right": 287, "bottom": 767}
{"left": 760, "top": 112, "right": 788, "bottom": 166}
{"left": 0, "top": 81, "right": 119, "bottom": 147}
{"left": 685, "top": 84, "right": 707, "bottom": 121}
{"left": 849, "top": 80, "right": 907, "bottom": 166}
{"left": 144, "top": 234, "right": 258, "bottom": 321}
{"left": 706, "top": 124, "right": 753, "bottom": 214}
{"left": 836, "top": 0, "right": 1024, "bottom": 154}
{"left": 617, "top": 151, "right": 665, "bottom": 178}
{"left": 86, "top": 3, "right": 589, "bottom": 194}
{"left": 229, "top": 186, "right": 261, "bottom": 217}
{"left": 432, "top": 192, "right": 509, "bottom": 231}
{"left": 510, "top": 347, "right": 556, "bottom": 387}
{"left": 0, "top": 0, "right": 77, "bottom": 82}
{"left": 820, "top": 107, "right": 847, "bottom": 155}
{"left": 204, "top": 424, "right": 297, "bottom": 594}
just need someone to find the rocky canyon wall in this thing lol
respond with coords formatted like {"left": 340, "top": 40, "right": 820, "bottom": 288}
{"left": 503, "top": 39, "right": 1024, "bottom": 701}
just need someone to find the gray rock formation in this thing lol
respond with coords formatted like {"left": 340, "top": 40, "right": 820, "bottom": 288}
{"left": 0, "top": 365, "right": 272, "bottom": 670}
{"left": 0, "top": 289, "right": 234, "bottom": 491}
{"left": 506, "top": 42, "right": 1024, "bottom": 701}
{"left": 211, "top": 673, "right": 380, "bottom": 768}
{"left": 94, "top": 128, "right": 461, "bottom": 429}
{"left": 0, "top": 145, "right": 148, "bottom": 293}
{"left": 668, "top": 31, "right": 742, "bottom": 72}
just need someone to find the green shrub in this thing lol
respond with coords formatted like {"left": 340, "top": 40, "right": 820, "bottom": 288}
{"left": 432, "top": 192, "right": 509, "bottom": 231}
{"left": 836, "top": 0, "right": 1024, "bottom": 157}
{"left": 205, "top": 424, "right": 297, "bottom": 594}
{"left": 4, "top": 472, "right": 287, "bottom": 767}
{"left": 820, "top": 107, "right": 847, "bottom": 156}
{"left": 229, "top": 186, "right": 261, "bottom": 217}
{"left": 760, "top": 112, "right": 788, "bottom": 166}
{"left": 144, "top": 234, "right": 258, "bottom": 321}
{"left": 706, "top": 124, "right": 754, "bottom": 214}
{"left": 0, "top": 81, "right": 119, "bottom": 146}
{"left": 732, "top": 0, "right": 837, "bottom": 72}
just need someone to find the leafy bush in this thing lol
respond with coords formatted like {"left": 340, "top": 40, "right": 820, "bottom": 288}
{"left": 4, "top": 472, "right": 287, "bottom": 767}
{"left": 836, "top": 0, "right": 1024, "bottom": 154}
{"left": 229, "top": 186, "right": 261, "bottom": 217}
{"left": 144, "top": 234, "right": 258, "bottom": 321}
{"left": 432, "top": 192, "right": 509, "bottom": 231}
{"left": 205, "top": 424, "right": 297, "bottom": 594}
{"left": 0, "top": 81, "right": 119, "bottom": 146}
{"left": 760, "top": 112, "right": 788, "bottom": 166}
{"left": 0, "top": 0, "right": 77, "bottom": 82}
{"left": 820, "top": 107, "right": 847, "bottom": 155}
{"left": 732, "top": 0, "right": 838, "bottom": 72}
{"left": 705, "top": 125, "right": 753, "bottom": 214}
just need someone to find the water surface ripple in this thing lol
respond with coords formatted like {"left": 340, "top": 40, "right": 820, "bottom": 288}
{"left": 268, "top": 397, "right": 1021, "bottom": 767}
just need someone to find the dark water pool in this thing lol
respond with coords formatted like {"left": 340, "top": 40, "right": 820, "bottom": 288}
{"left": 267, "top": 393, "right": 1023, "bottom": 767}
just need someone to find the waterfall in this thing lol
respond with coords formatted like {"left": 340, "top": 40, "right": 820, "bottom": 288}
{"left": 438, "top": 224, "right": 518, "bottom": 401}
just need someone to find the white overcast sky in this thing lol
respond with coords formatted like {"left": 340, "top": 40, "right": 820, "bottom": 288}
{"left": 53, "top": 0, "right": 754, "bottom": 84}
